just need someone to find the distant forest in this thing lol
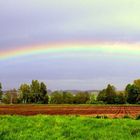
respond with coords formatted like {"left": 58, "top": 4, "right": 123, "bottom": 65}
{"left": 0, "top": 79, "right": 140, "bottom": 104}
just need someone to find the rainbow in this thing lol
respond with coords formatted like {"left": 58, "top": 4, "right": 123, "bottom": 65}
{"left": 0, "top": 42, "right": 140, "bottom": 60}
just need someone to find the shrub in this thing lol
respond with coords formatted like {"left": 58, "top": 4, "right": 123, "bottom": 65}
{"left": 131, "top": 128, "right": 140, "bottom": 136}
{"left": 123, "top": 115, "right": 131, "bottom": 119}
{"left": 103, "top": 115, "right": 108, "bottom": 119}
{"left": 95, "top": 115, "right": 102, "bottom": 118}
{"left": 95, "top": 115, "right": 108, "bottom": 119}
{"left": 136, "top": 114, "right": 140, "bottom": 120}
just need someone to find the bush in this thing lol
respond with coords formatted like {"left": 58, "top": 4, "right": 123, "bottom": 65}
{"left": 137, "top": 101, "right": 140, "bottom": 104}
{"left": 89, "top": 100, "right": 104, "bottom": 104}
{"left": 136, "top": 114, "right": 140, "bottom": 120}
{"left": 74, "top": 92, "right": 90, "bottom": 104}
{"left": 95, "top": 115, "right": 102, "bottom": 118}
{"left": 123, "top": 115, "right": 131, "bottom": 119}
{"left": 103, "top": 115, "right": 108, "bottom": 119}
{"left": 131, "top": 128, "right": 140, "bottom": 136}
{"left": 95, "top": 115, "right": 108, "bottom": 119}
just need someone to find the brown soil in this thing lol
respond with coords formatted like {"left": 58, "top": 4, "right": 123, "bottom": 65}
{"left": 0, "top": 105, "right": 140, "bottom": 118}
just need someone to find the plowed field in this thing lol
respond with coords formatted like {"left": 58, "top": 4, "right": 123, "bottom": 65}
{"left": 0, "top": 105, "right": 140, "bottom": 118}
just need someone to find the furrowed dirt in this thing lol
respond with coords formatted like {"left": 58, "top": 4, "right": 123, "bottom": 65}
{"left": 0, "top": 105, "right": 140, "bottom": 118}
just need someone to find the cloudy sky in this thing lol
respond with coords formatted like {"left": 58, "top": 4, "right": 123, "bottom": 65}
{"left": 0, "top": 0, "right": 140, "bottom": 90}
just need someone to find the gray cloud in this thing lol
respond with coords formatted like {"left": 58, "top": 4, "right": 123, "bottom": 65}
{"left": 0, "top": 0, "right": 140, "bottom": 90}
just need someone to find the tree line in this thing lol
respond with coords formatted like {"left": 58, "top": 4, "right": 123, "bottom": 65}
{"left": 0, "top": 79, "right": 140, "bottom": 104}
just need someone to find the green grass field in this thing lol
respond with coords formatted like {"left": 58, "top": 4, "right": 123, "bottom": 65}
{"left": 0, "top": 115, "right": 140, "bottom": 140}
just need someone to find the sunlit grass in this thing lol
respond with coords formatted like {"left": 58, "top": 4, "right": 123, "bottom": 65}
{"left": 0, "top": 115, "right": 140, "bottom": 140}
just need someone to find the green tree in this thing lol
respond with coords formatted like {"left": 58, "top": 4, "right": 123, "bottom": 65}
{"left": 0, "top": 82, "right": 3, "bottom": 100}
{"left": 89, "top": 94, "right": 96, "bottom": 104}
{"left": 2, "top": 89, "right": 18, "bottom": 104}
{"left": 97, "top": 84, "right": 117, "bottom": 104}
{"left": 115, "top": 92, "right": 126, "bottom": 104}
{"left": 134, "top": 79, "right": 140, "bottom": 89}
{"left": 50, "top": 91, "right": 63, "bottom": 104}
{"left": 31, "top": 80, "right": 40, "bottom": 93}
{"left": 97, "top": 89, "right": 106, "bottom": 102}
{"left": 62, "top": 92, "right": 74, "bottom": 104}
{"left": 40, "top": 82, "right": 49, "bottom": 104}
{"left": 74, "top": 92, "right": 90, "bottom": 104}
{"left": 134, "top": 79, "right": 140, "bottom": 103}
{"left": 30, "top": 80, "right": 40, "bottom": 103}
{"left": 105, "top": 84, "right": 117, "bottom": 104}
{"left": 19, "top": 80, "right": 48, "bottom": 104}
{"left": 19, "top": 84, "right": 30, "bottom": 103}
{"left": 125, "top": 84, "right": 140, "bottom": 104}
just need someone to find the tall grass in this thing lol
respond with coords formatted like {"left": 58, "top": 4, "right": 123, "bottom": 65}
{"left": 0, "top": 115, "right": 140, "bottom": 140}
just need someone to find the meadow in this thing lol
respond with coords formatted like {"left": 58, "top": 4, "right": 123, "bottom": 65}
{"left": 0, "top": 115, "right": 140, "bottom": 140}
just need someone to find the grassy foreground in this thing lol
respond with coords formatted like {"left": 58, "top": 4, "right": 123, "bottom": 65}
{"left": 0, "top": 115, "right": 140, "bottom": 140}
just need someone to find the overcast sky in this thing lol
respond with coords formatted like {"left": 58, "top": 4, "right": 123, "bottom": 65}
{"left": 0, "top": 0, "right": 140, "bottom": 90}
